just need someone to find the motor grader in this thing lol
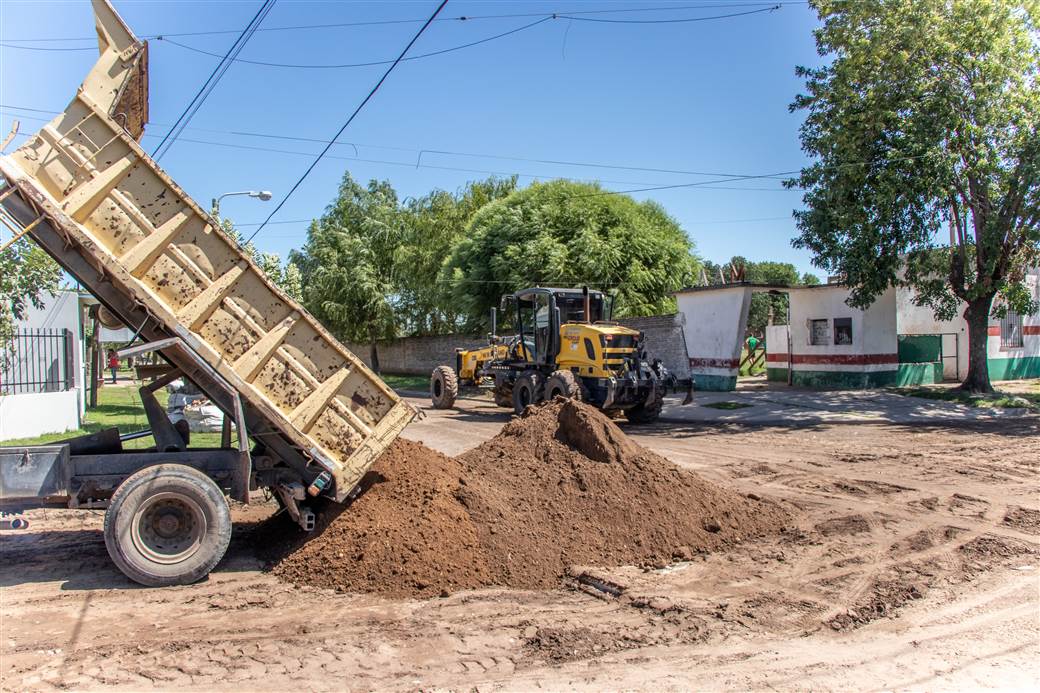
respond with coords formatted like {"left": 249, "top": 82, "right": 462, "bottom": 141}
{"left": 430, "top": 287, "right": 682, "bottom": 423}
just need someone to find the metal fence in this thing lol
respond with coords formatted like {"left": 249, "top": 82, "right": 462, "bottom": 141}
{"left": 0, "top": 328, "right": 74, "bottom": 395}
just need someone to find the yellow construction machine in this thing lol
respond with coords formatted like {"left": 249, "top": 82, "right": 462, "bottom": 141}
{"left": 430, "top": 287, "right": 686, "bottom": 423}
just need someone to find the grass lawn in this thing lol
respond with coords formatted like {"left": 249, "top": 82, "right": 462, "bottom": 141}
{"left": 2, "top": 385, "right": 225, "bottom": 448}
{"left": 379, "top": 373, "right": 430, "bottom": 392}
{"left": 890, "top": 384, "right": 1040, "bottom": 413}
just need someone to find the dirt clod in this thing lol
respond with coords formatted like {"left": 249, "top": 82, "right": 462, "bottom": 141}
{"left": 263, "top": 399, "right": 790, "bottom": 596}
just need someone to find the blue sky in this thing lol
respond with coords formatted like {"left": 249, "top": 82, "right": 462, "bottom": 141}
{"left": 0, "top": 0, "right": 824, "bottom": 277}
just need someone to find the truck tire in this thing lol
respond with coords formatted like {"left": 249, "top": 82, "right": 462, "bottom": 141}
{"left": 430, "top": 365, "right": 458, "bottom": 409}
{"left": 625, "top": 383, "right": 665, "bottom": 424}
{"left": 104, "top": 464, "right": 231, "bottom": 587}
{"left": 546, "top": 369, "right": 583, "bottom": 401}
{"left": 512, "top": 372, "right": 544, "bottom": 414}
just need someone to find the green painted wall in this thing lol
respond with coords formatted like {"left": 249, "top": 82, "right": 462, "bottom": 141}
{"left": 766, "top": 367, "right": 788, "bottom": 382}
{"left": 988, "top": 356, "right": 1040, "bottom": 381}
{"left": 898, "top": 334, "right": 942, "bottom": 363}
{"left": 791, "top": 369, "right": 898, "bottom": 389}
{"left": 896, "top": 362, "right": 943, "bottom": 386}
{"left": 692, "top": 373, "right": 738, "bottom": 391}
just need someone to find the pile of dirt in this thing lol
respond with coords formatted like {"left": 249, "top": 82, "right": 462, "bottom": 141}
{"left": 259, "top": 439, "right": 493, "bottom": 598}
{"left": 261, "top": 398, "right": 791, "bottom": 597}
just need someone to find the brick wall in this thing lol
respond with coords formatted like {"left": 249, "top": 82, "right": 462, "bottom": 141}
{"left": 617, "top": 313, "right": 691, "bottom": 379}
{"left": 347, "top": 313, "right": 690, "bottom": 378}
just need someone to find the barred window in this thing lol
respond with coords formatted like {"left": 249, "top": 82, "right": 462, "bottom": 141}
{"left": 1001, "top": 311, "right": 1023, "bottom": 349}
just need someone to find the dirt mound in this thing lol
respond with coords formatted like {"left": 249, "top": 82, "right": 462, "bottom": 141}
{"left": 260, "top": 439, "right": 493, "bottom": 598}
{"left": 263, "top": 399, "right": 790, "bottom": 597}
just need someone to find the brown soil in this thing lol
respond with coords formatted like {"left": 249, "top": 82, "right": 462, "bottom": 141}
{"left": 263, "top": 399, "right": 790, "bottom": 596}
{"left": 259, "top": 439, "right": 493, "bottom": 598}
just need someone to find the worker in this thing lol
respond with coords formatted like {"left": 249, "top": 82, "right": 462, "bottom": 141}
{"left": 107, "top": 349, "right": 119, "bottom": 384}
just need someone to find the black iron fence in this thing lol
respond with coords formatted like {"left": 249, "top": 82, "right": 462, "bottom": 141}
{"left": 0, "top": 328, "right": 75, "bottom": 395}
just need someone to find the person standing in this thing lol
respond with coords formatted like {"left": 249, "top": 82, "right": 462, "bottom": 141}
{"left": 107, "top": 349, "right": 119, "bottom": 384}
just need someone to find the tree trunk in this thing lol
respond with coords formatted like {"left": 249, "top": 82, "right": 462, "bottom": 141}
{"left": 960, "top": 295, "right": 994, "bottom": 394}
{"left": 369, "top": 340, "right": 381, "bottom": 375}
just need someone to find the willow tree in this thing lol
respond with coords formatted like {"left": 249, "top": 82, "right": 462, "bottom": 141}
{"left": 291, "top": 173, "right": 401, "bottom": 372}
{"left": 791, "top": 0, "right": 1039, "bottom": 392}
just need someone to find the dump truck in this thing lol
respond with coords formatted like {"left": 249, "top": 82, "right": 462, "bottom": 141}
{"left": 0, "top": 0, "right": 414, "bottom": 586}
{"left": 429, "top": 286, "right": 688, "bottom": 422}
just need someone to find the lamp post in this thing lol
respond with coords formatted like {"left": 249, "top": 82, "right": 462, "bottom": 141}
{"left": 211, "top": 190, "right": 273, "bottom": 220}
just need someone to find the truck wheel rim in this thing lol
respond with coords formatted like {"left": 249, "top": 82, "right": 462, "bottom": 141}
{"left": 433, "top": 379, "right": 442, "bottom": 397}
{"left": 131, "top": 492, "right": 206, "bottom": 565}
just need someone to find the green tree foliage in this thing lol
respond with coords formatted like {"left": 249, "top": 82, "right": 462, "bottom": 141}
{"left": 216, "top": 218, "right": 302, "bottom": 301}
{"left": 0, "top": 240, "right": 61, "bottom": 361}
{"left": 291, "top": 174, "right": 400, "bottom": 371}
{"left": 395, "top": 176, "right": 517, "bottom": 335}
{"left": 443, "top": 180, "right": 700, "bottom": 331}
{"left": 791, "top": 0, "right": 1039, "bottom": 392}
{"left": 702, "top": 256, "right": 812, "bottom": 335}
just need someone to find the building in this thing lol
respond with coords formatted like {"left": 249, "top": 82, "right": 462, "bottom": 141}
{"left": 675, "top": 269, "right": 1039, "bottom": 391}
{"left": 0, "top": 289, "right": 86, "bottom": 439}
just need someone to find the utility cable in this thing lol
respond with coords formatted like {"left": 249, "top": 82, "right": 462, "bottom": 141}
{"left": 1, "top": 3, "right": 806, "bottom": 43}
{"left": 152, "top": 0, "right": 275, "bottom": 161}
{"left": 558, "top": 5, "right": 780, "bottom": 24}
{"left": 0, "top": 4, "right": 787, "bottom": 70}
{"left": 0, "top": 102, "right": 792, "bottom": 182}
{"left": 157, "top": 15, "right": 550, "bottom": 70}
{"left": 245, "top": 0, "right": 450, "bottom": 243}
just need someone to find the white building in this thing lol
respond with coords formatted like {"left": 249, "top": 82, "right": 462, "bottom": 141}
{"left": 676, "top": 269, "right": 1039, "bottom": 390}
{"left": 0, "top": 289, "right": 86, "bottom": 439}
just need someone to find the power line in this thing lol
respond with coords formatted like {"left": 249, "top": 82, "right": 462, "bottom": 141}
{"left": 245, "top": 0, "right": 451, "bottom": 243}
{"left": 152, "top": 0, "right": 276, "bottom": 161}
{"left": 1, "top": 4, "right": 788, "bottom": 70}
{"left": 558, "top": 5, "right": 780, "bottom": 24}
{"left": 155, "top": 7, "right": 783, "bottom": 70}
{"left": 0, "top": 103, "right": 793, "bottom": 183}
{"left": 1, "top": 3, "right": 806, "bottom": 43}
{"left": 158, "top": 15, "right": 551, "bottom": 70}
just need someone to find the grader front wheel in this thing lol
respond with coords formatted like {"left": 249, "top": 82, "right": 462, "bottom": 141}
{"left": 430, "top": 365, "right": 459, "bottom": 409}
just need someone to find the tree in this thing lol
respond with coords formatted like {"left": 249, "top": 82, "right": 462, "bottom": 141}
{"left": 291, "top": 173, "right": 401, "bottom": 372}
{"left": 395, "top": 177, "right": 517, "bottom": 335}
{"left": 442, "top": 180, "right": 700, "bottom": 331}
{"left": 746, "top": 259, "right": 802, "bottom": 336}
{"left": 1, "top": 239, "right": 61, "bottom": 368}
{"left": 215, "top": 217, "right": 302, "bottom": 301}
{"left": 791, "top": 0, "right": 1039, "bottom": 392}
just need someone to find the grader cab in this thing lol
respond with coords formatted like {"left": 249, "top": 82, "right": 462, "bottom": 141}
{"left": 430, "top": 287, "right": 683, "bottom": 424}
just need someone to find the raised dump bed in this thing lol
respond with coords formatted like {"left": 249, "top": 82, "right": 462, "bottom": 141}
{"left": 0, "top": 0, "right": 414, "bottom": 586}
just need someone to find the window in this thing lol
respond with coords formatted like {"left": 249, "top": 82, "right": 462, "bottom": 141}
{"left": 1001, "top": 310, "right": 1023, "bottom": 349}
{"left": 833, "top": 317, "right": 853, "bottom": 345}
{"left": 809, "top": 319, "right": 829, "bottom": 345}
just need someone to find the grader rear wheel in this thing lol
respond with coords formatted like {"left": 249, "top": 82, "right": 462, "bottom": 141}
{"left": 512, "top": 372, "right": 544, "bottom": 414}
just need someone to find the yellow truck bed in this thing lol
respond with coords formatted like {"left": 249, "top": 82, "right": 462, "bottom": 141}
{"left": 0, "top": 0, "right": 413, "bottom": 502}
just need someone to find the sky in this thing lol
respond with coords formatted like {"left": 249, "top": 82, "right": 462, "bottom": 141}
{"left": 0, "top": 0, "right": 826, "bottom": 278}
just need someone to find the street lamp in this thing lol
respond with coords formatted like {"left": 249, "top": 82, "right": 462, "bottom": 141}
{"left": 211, "top": 190, "right": 273, "bottom": 219}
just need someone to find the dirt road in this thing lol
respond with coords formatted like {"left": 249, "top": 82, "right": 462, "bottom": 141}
{"left": 2, "top": 395, "right": 1038, "bottom": 691}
